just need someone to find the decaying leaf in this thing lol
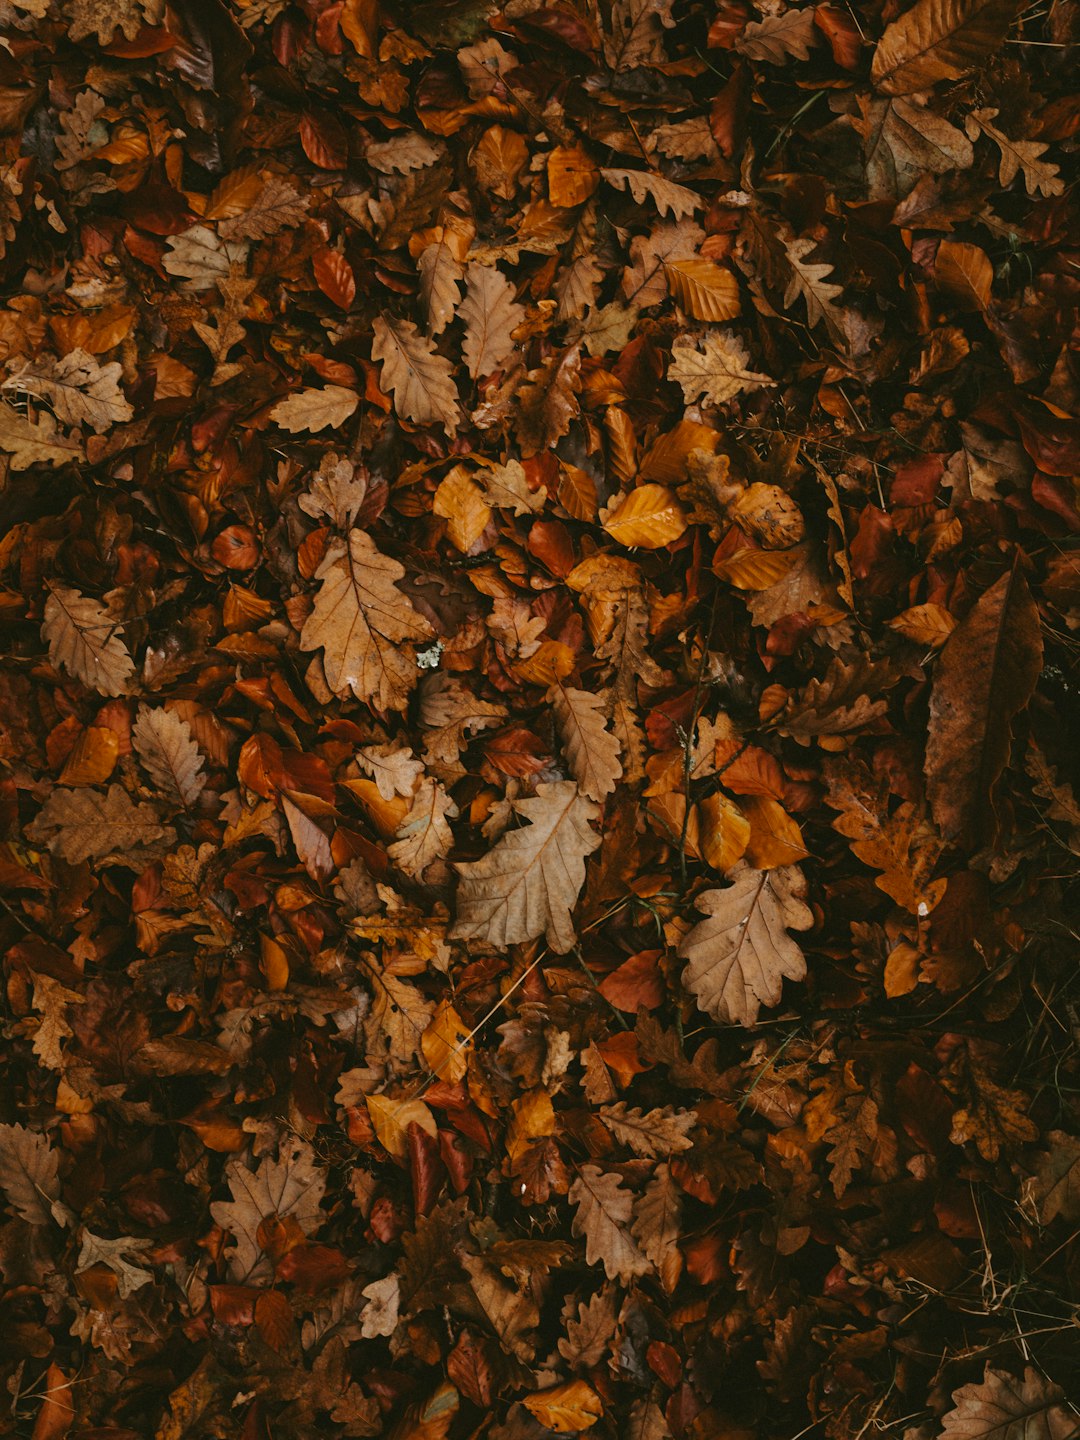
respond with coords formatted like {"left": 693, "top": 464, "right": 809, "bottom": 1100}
{"left": 300, "top": 529, "right": 435, "bottom": 711}
{"left": 452, "top": 781, "right": 601, "bottom": 952}
{"left": 679, "top": 864, "right": 814, "bottom": 1026}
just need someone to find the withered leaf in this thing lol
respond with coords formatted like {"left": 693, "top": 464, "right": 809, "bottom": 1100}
{"left": 679, "top": 864, "right": 814, "bottom": 1026}
{"left": 300, "top": 529, "right": 435, "bottom": 712}
{"left": 452, "top": 781, "right": 601, "bottom": 953}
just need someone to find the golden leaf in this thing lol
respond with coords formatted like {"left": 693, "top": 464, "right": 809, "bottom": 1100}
{"left": 602, "top": 484, "right": 688, "bottom": 550}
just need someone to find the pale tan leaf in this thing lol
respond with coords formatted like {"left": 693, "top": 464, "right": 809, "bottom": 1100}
{"left": 388, "top": 778, "right": 458, "bottom": 881}
{"left": 735, "top": 7, "right": 818, "bottom": 62}
{"left": 569, "top": 1165, "right": 650, "bottom": 1282}
{"left": 209, "top": 1139, "right": 326, "bottom": 1283}
{"left": 162, "top": 224, "right": 249, "bottom": 286}
{"left": 269, "top": 385, "right": 359, "bottom": 434}
{"left": 300, "top": 529, "right": 434, "bottom": 712}
{"left": 26, "top": 784, "right": 172, "bottom": 865}
{"left": 451, "top": 780, "right": 601, "bottom": 953}
{"left": 459, "top": 263, "right": 526, "bottom": 378}
{"left": 679, "top": 863, "right": 813, "bottom": 1026}
{"left": 941, "top": 1366, "right": 1075, "bottom": 1440}
{"left": 632, "top": 1162, "right": 683, "bottom": 1290}
{"left": 0, "top": 402, "right": 83, "bottom": 469}
{"left": 475, "top": 458, "right": 546, "bottom": 517}
{"left": 668, "top": 331, "right": 773, "bottom": 406}
{"left": 2, "top": 348, "right": 132, "bottom": 433}
{"left": 217, "top": 174, "right": 308, "bottom": 240}
{"left": 281, "top": 795, "right": 334, "bottom": 882}
{"left": 417, "top": 237, "right": 464, "bottom": 337}
{"left": 68, "top": 0, "right": 161, "bottom": 45}
{"left": 604, "top": 0, "right": 676, "bottom": 69}
{"left": 76, "top": 1232, "right": 153, "bottom": 1298}
{"left": 371, "top": 314, "right": 461, "bottom": 434}
{"left": 360, "top": 1273, "right": 401, "bottom": 1338}
{"left": 598, "top": 1103, "right": 696, "bottom": 1157}
{"left": 549, "top": 685, "right": 623, "bottom": 801}
{"left": 966, "top": 109, "right": 1064, "bottom": 197}
{"left": 871, "top": 0, "right": 1018, "bottom": 95}
{"left": 133, "top": 706, "right": 206, "bottom": 808}
{"left": 366, "top": 132, "right": 442, "bottom": 174}
{"left": 355, "top": 743, "right": 424, "bottom": 801}
{"left": 600, "top": 167, "right": 701, "bottom": 220}
{"left": 42, "top": 584, "right": 134, "bottom": 695}
{"left": 782, "top": 237, "right": 846, "bottom": 332}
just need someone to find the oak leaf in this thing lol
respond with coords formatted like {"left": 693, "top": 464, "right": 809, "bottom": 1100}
{"left": 300, "top": 529, "right": 435, "bottom": 712}
{"left": 26, "top": 784, "right": 172, "bottom": 865}
{"left": 632, "top": 1162, "right": 683, "bottom": 1292}
{"left": 668, "top": 331, "right": 773, "bottom": 407}
{"left": 598, "top": 1103, "right": 696, "bottom": 1157}
{"left": 3, "top": 349, "right": 132, "bottom": 433}
{"left": 569, "top": 1165, "right": 650, "bottom": 1282}
{"left": 132, "top": 706, "right": 206, "bottom": 809}
{"left": 735, "top": 7, "right": 818, "bottom": 62}
{"left": 269, "top": 386, "right": 359, "bottom": 434}
{"left": 460, "top": 263, "right": 526, "bottom": 378}
{"left": 209, "top": 1140, "right": 327, "bottom": 1283}
{"left": 549, "top": 685, "right": 623, "bottom": 801}
{"left": 679, "top": 863, "right": 813, "bottom": 1026}
{"left": 940, "top": 1366, "right": 1074, "bottom": 1440}
{"left": 451, "top": 781, "right": 601, "bottom": 953}
{"left": 372, "top": 314, "right": 461, "bottom": 434}
{"left": 475, "top": 458, "right": 546, "bottom": 517}
{"left": 600, "top": 167, "right": 700, "bottom": 220}
{"left": 42, "top": 584, "right": 134, "bottom": 695}
{"left": 0, "top": 1124, "right": 70, "bottom": 1227}
{"left": 0, "top": 402, "right": 84, "bottom": 469}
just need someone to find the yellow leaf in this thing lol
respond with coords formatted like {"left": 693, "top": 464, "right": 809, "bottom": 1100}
{"left": 639, "top": 420, "right": 719, "bottom": 483}
{"left": 603, "top": 484, "right": 687, "bottom": 550}
{"left": 341, "top": 777, "right": 411, "bottom": 838}
{"left": 884, "top": 941, "right": 921, "bottom": 998}
{"left": 664, "top": 257, "right": 741, "bottom": 322}
{"left": 547, "top": 145, "right": 598, "bottom": 207}
{"left": 712, "top": 547, "right": 797, "bottom": 590}
{"left": 515, "top": 640, "right": 575, "bottom": 686}
{"left": 58, "top": 726, "right": 119, "bottom": 787}
{"left": 741, "top": 795, "right": 809, "bottom": 869}
{"left": 433, "top": 467, "right": 492, "bottom": 554}
{"left": 523, "top": 1380, "right": 603, "bottom": 1433}
{"left": 259, "top": 933, "right": 290, "bottom": 992}
{"left": 888, "top": 602, "right": 956, "bottom": 647}
{"left": 698, "top": 793, "right": 751, "bottom": 873}
{"left": 507, "top": 1088, "right": 556, "bottom": 1165}
{"left": 366, "top": 1094, "right": 438, "bottom": 1160}
{"left": 421, "top": 999, "right": 472, "bottom": 1082}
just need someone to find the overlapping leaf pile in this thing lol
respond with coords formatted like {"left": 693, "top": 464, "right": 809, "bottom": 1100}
{"left": 0, "top": 0, "right": 1078, "bottom": 1436}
